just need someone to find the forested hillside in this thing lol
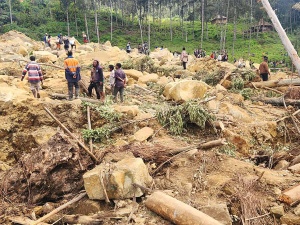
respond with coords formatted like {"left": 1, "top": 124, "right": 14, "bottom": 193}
{"left": 1, "top": 0, "right": 300, "bottom": 64}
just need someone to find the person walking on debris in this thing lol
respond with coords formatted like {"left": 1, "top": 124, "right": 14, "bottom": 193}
{"left": 69, "top": 37, "right": 76, "bottom": 50}
{"left": 21, "top": 56, "right": 43, "bottom": 98}
{"left": 126, "top": 42, "right": 131, "bottom": 53}
{"left": 43, "top": 33, "right": 48, "bottom": 48}
{"left": 82, "top": 32, "right": 88, "bottom": 43}
{"left": 259, "top": 56, "right": 271, "bottom": 81}
{"left": 64, "top": 51, "right": 81, "bottom": 100}
{"left": 113, "top": 63, "right": 126, "bottom": 103}
{"left": 109, "top": 64, "right": 115, "bottom": 95}
{"left": 88, "top": 60, "right": 105, "bottom": 101}
{"left": 63, "top": 36, "right": 70, "bottom": 51}
{"left": 180, "top": 47, "right": 188, "bottom": 70}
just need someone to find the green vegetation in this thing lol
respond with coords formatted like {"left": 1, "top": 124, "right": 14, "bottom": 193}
{"left": 156, "top": 101, "right": 215, "bottom": 135}
{"left": 81, "top": 102, "right": 122, "bottom": 142}
{"left": 1, "top": 0, "right": 300, "bottom": 66}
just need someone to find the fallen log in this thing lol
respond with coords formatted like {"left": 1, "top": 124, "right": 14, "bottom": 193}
{"left": 62, "top": 214, "right": 122, "bottom": 224}
{"left": 251, "top": 97, "right": 300, "bottom": 106}
{"left": 43, "top": 106, "right": 98, "bottom": 163}
{"left": 145, "top": 191, "right": 223, "bottom": 225}
{"left": 50, "top": 93, "right": 102, "bottom": 104}
{"left": 31, "top": 192, "right": 87, "bottom": 225}
{"left": 260, "top": 0, "right": 300, "bottom": 75}
{"left": 87, "top": 105, "right": 93, "bottom": 153}
{"left": 279, "top": 185, "right": 300, "bottom": 206}
{"left": 152, "top": 139, "right": 227, "bottom": 175}
{"left": 249, "top": 78, "right": 300, "bottom": 88}
{"left": 9, "top": 216, "right": 49, "bottom": 225}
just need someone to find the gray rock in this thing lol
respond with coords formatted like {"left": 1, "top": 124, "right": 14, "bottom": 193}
{"left": 274, "top": 160, "right": 290, "bottom": 170}
{"left": 83, "top": 157, "right": 153, "bottom": 200}
{"left": 201, "top": 203, "right": 232, "bottom": 225}
{"left": 270, "top": 205, "right": 284, "bottom": 218}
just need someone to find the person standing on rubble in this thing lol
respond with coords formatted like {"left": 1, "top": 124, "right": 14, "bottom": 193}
{"left": 180, "top": 47, "right": 188, "bottom": 70}
{"left": 113, "top": 63, "right": 126, "bottom": 103}
{"left": 259, "top": 56, "right": 271, "bottom": 81}
{"left": 21, "top": 56, "right": 43, "bottom": 98}
{"left": 64, "top": 51, "right": 81, "bottom": 100}
{"left": 108, "top": 64, "right": 115, "bottom": 95}
{"left": 88, "top": 60, "right": 105, "bottom": 101}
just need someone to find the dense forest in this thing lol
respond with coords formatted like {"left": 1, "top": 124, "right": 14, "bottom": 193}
{"left": 1, "top": 0, "right": 300, "bottom": 63}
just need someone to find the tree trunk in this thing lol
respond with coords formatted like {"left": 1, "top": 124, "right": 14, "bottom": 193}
{"left": 201, "top": 0, "right": 204, "bottom": 48}
{"left": 279, "top": 184, "right": 300, "bottom": 206}
{"left": 95, "top": 4, "right": 100, "bottom": 44}
{"left": 148, "top": 0, "right": 151, "bottom": 49}
{"left": 67, "top": 9, "right": 70, "bottom": 37}
{"left": 261, "top": 0, "right": 300, "bottom": 75}
{"left": 232, "top": 0, "right": 237, "bottom": 58}
{"left": 84, "top": 13, "right": 90, "bottom": 42}
{"left": 169, "top": 3, "right": 172, "bottom": 42}
{"left": 8, "top": 0, "right": 13, "bottom": 24}
{"left": 135, "top": 0, "right": 143, "bottom": 44}
{"left": 145, "top": 191, "right": 223, "bottom": 225}
{"left": 222, "top": 0, "right": 230, "bottom": 50}
{"left": 248, "top": 0, "right": 253, "bottom": 56}
{"left": 110, "top": 0, "right": 113, "bottom": 41}
{"left": 250, "top": 78, "right": 300, "bottom": 88}
{"left": 74, "top": 0, "right": 78, "bottom": 37}
{"left": 251, "top": 97, "right": 300, "bottom": 107}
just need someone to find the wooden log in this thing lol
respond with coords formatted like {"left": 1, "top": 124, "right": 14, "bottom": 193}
{"left": 145, "top": 191, "right": 223, "bottom": 225}
{"left": 50, "top": 93, "right": 102, "bottom": 104}
{"left": 288, "top": 163, "right": 300, "bottom": 173}
{"left": 251, "top": 97, "right": 300, "bottom": 106}
{"left": 279, "top": 185, "right": 300, "bottom": 206}
{"left": 43, "top": 106, "right": 98, "bottom": 163}
{"left": 62, "top": 214, "right": 122, "bottom": 224}
{"left": 86, "top": 105, "right": 93, "bottom": 153}
{"left": 261, "top": 0, "right": 300, "bottom": 75}
{"left": 9, "top": 216, "right": 49, "bottom": 225}
{"left": 31, "top": 192, "right": 87, "bottom": 225}
{"left": 249, "top": 78, "right": 300, "bottom": 88}
{"left": 152, "top": 139, "right": 227, "bottom": 175}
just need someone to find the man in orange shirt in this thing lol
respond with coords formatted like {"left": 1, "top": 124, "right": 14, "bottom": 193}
{"left": 64, "top": 51, "right": 81, "bottom": 100}
{"left": 259, "top": 56, "right": 271, "bottom": 81}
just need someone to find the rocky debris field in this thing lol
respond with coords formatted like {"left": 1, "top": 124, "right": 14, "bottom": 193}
{"left": 1, "top": 30, "right": 300, "bottom": 225}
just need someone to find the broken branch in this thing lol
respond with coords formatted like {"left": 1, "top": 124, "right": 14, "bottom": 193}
{"left": 43, "top": 106, "right": 98, "bottom": 163}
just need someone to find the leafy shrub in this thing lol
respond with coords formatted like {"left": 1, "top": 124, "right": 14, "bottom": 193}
{"left": 156, "top": 101, "right": 215, "bottom": 135}
{"left": 202, "top": 69, "right": 226, "bottom": 86}
{"left": 232, "top": 77, "right": 244, "bottom": 90}
{"left": 240, "top": 88, "right": 254, "bottom": 100}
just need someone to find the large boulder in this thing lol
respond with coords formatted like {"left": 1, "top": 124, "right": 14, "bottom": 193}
{"left": 83, "top": 157, "right": 153, "bottom": 200}
{"left": 132, "top": 127, "right": 154, "bottom": 142}
{"left": 33, "top": 51, "right": 57, "bottom": 63}
{"left": 17, "top": 45, "right": 28, "bottom": 57}
{"left": 124, "top": 69, "right": 144, "bottom": 80}
{"left": 138, "top": 73, "right": 159, "bottom": 84}
{"left": 163, "top": 80, "right": 208, "bottom": 102}
{"left": 113, "top": 105, "right": 140, "bottom": 117}
{"left": 77, "top": 45, "right": 94, "bottom": 52}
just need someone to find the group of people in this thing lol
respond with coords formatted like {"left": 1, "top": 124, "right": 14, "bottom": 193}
{"left": 21, "top": 51, "right": 127, "bottom": 103}
{"left": 63, "top": 51, "right": 127, "bottom": 102}
{"left": 194, "top": 49, "right": 206, "bottom": 58}
{"left": 43, "top": 33, "right": 76, "bottom": 51}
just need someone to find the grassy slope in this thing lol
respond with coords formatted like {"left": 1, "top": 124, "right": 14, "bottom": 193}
{"left": 2, "top": 10, "right": 298, "bottom": 66}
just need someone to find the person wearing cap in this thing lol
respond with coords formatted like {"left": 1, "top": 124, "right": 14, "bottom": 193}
{"left": 88, "top": 60, "right": 105, "bottom": 101}
{"left": 21, "top": 55, "right": 43, "bottom": 98}
{"left": 259, "top": 56, "right": 271, "bottom": 81}
{"left": 64, "top": 51, "right": 81, "bottom": 100}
